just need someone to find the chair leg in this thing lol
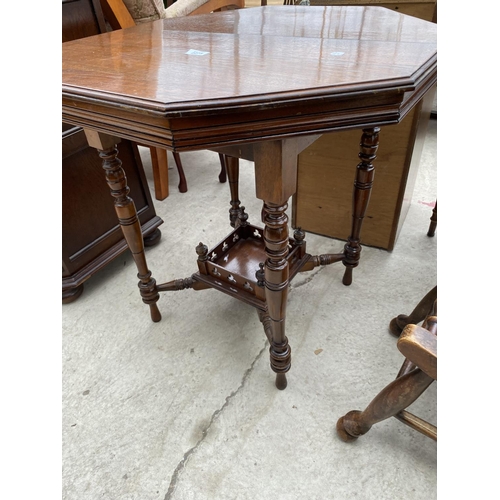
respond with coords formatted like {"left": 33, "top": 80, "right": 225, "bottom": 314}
{"left": 336, "top": 367, "right": 434, "bottom": 442}
{"left": 226, "top": 155, "right": 242, "bottom": 227}
{"left": 151, "top": 150, "right": 230, "bottom": 198}
{"left": 172, "top": 152, "right": 187, "bottom": 193}
{"left": 427, "top": 201, "right": 437, "bottom": 237}
{"left": 218, "top": 154, "right": 227, "bottom": 183}
{"left": 389, "top": 286, "right": 437, "bottom": 337}
{"left": 150, "top": 147, "right": 169, "bottom": 201}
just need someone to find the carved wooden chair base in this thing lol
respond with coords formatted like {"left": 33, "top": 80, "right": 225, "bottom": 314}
{"left": 389, "top": 286, "right": 437, "bottom": 337}
{"left": 337, "top": 292, "right": 437, "bottom": 442}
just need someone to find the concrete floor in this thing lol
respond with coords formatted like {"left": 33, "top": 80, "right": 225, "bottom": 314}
{"left": 62, "top": 119, "right": 437, "bottom": 500}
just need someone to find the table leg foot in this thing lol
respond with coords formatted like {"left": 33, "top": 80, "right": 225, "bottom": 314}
{"left": 269, "top": 335, "right": 291, "bottom": 385}
{"left": 258, "top": 310, "right": 290, "bottom": 389}
{"left": 342, "top": 266, "right": 353, "bottom": 286}
{"left": 275, "top": 373, "right": 287, "bottom": 390}
{"left": 149, "top": 303, "right": 162, "bottom": 322}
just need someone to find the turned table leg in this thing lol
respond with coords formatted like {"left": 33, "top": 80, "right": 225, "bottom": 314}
{"left": 85, "top": 130, "right": 161, "bottom": 322}
{"left": 342, "top": 127, "right": 380, "bottom": 286}
{"left": 262, "top": 201, "right": 291, "bottom": 390}
{"left": 253, "top": 138, "right": 299, "bottom": 389}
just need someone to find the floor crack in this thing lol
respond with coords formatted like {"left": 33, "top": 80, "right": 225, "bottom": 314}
{"left": 290, "top": 266, "right": 326, "bottom": 290}
{"left": 163, "top": 342, "right": 267, "bottom": 500}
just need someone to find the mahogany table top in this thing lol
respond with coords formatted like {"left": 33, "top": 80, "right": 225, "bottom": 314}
{"left": 62, "top": 5, "right": 437, "bottom": 151}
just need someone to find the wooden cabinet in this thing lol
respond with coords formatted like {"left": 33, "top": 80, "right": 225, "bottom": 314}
{"left": 62, "top": 0, "right": 163, "bottom": 302}
{"left": 307, "top": 0, "right": 436, "bottom": 22}
{"left": 292, "top": 0, "right": 436, "bottom": 250}
{"left": 293, "top": 90, "right": 435, "bottom": 250}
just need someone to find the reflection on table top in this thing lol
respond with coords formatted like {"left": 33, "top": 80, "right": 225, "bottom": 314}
{"left": 62, "top": 6, "right": 437, "bottom": 150}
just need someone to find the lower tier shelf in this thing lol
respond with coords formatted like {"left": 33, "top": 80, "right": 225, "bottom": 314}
{"left": 193, "top": 224, "right": 311, "bottom": 310}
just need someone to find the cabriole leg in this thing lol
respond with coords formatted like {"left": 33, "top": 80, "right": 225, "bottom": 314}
{"left": 218, "top": 153, "right": 227, "bottom": 183}
{"left": 172, "top": 152, "right": 187, "bottom": 194}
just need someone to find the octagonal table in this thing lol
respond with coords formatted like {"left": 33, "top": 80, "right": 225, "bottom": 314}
{"left": 62, "top": 5, "right": 437, "bottom": 389}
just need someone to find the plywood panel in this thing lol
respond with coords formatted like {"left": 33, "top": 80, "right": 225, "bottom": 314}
{"left": 294, "top": 105, "right": 419, "bottom": 250}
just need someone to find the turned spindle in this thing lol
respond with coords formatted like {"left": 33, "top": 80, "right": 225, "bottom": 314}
{"left": 86, "top": 130, "right": 161, "bottom": 322}
{"left": 262, "top": 201, "right": 291, "bottom": 390}
{"left": 342, "top": 127, "right": 380, "bottom": 286}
